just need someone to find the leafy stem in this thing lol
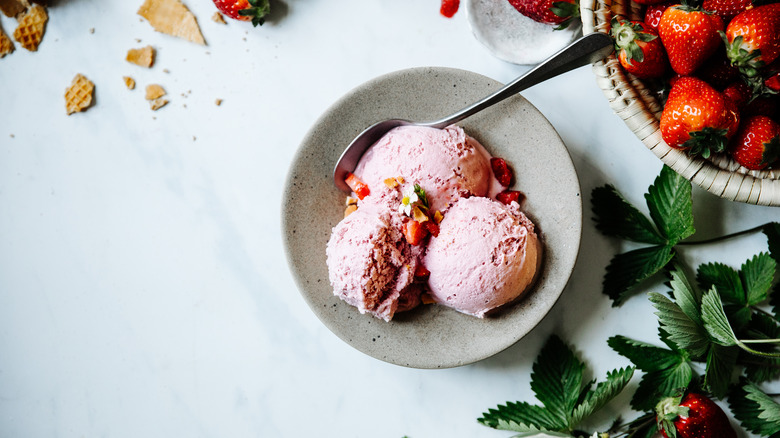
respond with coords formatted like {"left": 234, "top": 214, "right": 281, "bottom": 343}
{"left": 677, "top": 224, "right": 768, "bottom": 246}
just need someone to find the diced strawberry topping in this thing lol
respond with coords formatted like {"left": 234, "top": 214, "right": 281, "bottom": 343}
{"left": 414, "top": 264, "right": 430, "bottom": 278}
{"left": 423, "top": 220, "right": 440, "bottom": 237}
{"left": 496, "top": 189, "right": 524, "bottom": 205}
{"left": 490, "top": 157, "right": 513, "bottom": 187}
{"left": 402, "top": 220, "right": 428, "bottom": 246}
{"left": 440, "top": 0, "right": 460, "bottom": 18}
{"left": 345, "top": 172, "right": 370, "bottom": 200}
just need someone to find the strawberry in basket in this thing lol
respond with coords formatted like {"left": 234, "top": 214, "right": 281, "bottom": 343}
{"left": 611, "top": 17, "right": 668, "bottom": 78}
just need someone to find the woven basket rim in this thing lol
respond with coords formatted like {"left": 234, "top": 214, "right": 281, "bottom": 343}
{"left": 580, "top": 0, "right": 780, "bottom": 207}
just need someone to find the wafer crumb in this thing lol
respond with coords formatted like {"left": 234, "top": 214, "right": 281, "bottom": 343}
{"left": 212, "top": 11, "right": 226, "bottom": 24}
{"left": 123, "top": 76, "right": 135, "bottom": 90}
{"left": 150, "top": 98, "right": 168, "bottom": 111}
{"left": 145, "top": 84, "right": 166, "bottom": 100}
{"left": 215, "top": 98, "right": 222, "bottom": 106}
{"left": 0, "top": 22, "right": 14, "bottom": 57}
{"left": 126, "top": 45, "right": 155, "bottom": 68}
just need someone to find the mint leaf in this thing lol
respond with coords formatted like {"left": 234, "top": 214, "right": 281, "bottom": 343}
{"left": 644, "top": 165, "right": 695, "bottom": 245}
{"left": 701, "top": 287, "right": 738, "bottom": 347}
{"left": 697, "top": 262, "right": 744, "bottom": 305}
{"left": 530, "top": 334, "right": 583, "bottom": 427}
{"left": 729, "top": 379, "right": 780, "bottom": 436}
{"left": 704, "top": 344, "right": 738, "bottom": 398}
{"left": 604, "top": 245, "right": 675, "bottom": 306}
{"left": 607, "top": 335, "right": 682, "bottom": 371}
{"left": 570, "top": 367, "right": 635, "bottom": 426}
{"left": 650, "top": 292, "right": 709, "bottom": 358}
{"left": 591, "top": 185, "right": 666, "bottom": 244}
{"left": 742, "top": 252, "right": 776, "bottom": 306}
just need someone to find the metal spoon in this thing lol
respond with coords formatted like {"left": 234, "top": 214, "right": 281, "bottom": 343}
{"left": 333, "top": 32, "right": 614, "bottom": 192}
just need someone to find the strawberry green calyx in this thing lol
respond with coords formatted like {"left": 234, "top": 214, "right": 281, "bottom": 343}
{"left": 238, "top": 0, "right": 270, "bottom": 26}
{"left": 655, "top": 395, "right": 689, "bottom": 438}
{"left": 720, "top": 32, "right": 764, "bottom": 78}
{"left": 551, "top": 0, "right": 580, "bottom": 30}
{"left": 682, "top": 127, "right": 729, "bottom": 158}
{"left": 611, "top": 17, "right": 657, "bottom": 64}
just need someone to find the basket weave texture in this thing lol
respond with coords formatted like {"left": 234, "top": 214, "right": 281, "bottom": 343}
{"left": 580, "top": 0, "right": 780, "bottom": 206}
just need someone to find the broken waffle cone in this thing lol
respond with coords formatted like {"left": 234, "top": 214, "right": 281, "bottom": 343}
{"left": 137, "top": 0, "right": 205, "bottom": 45}
{"left": 64, "top": 74, "right": 94, "bottom": 115}
{"left": 13, "top": 4, "right": 46, "bottom": 51}
{"left": 145, "top": 84, "right": 166, "bottom": 100}
{"left": 126, "top": 45, "right": 155, "bottom": 68}
{"left": 0, "top": 21, "right": 14, "bottom": 57}
{"left": 0, "top": 0, "right": 28, "bottom": 18}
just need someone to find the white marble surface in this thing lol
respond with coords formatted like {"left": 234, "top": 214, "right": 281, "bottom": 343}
{"left": 1, "top": 0, "right": 778, "bottom": 437}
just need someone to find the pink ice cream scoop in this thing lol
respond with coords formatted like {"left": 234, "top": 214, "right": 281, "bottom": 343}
{"left": 423, "top": 196, "right": 541, "bottom": 318}
{"left": 326, "top": 195, "right": 423, "bottom": 321}
{"left": 353, "top": 125, "right": 503, "bottom": 213}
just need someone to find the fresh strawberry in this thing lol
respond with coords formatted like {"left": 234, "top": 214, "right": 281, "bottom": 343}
{"left": 660, "top": 76, "right": 740, "bottom": 157}
{"left": 506, "top": 0, "right": 580, "bottom": 29}
{"left": 702, "top": 0, "right": 751, "bottom": 22}
{"left": 658, "top": 5, "right": 725, "bottom": 75}
{"left": 212, "top": 0, "right": 270, "bottom": 26}
{"left": 490, "top": 157, "right": 513, "bottom": 187}
{"left": 730, "top": 115, "right": 780, "bottom": 169}
{"left": 696, "top": 47, "right": 739, "bottom": 89}
{"left": 611, "top": 18, "right": 668, "bottom": 78}
{"left": 497, "top": 190, "right": 524, "bottom": 205}
{"left": 656, "top": 393, "right": 736, "bottom": 438}
{"left": 440, "top": 0, "right": 460, "bottom": 17}
{"left": 402, "top": 220, "right": 428, "bottom": 246}
{"left": 345, "top": 172, "right": 370, "bottom": 200}
{"left": 644, "top": 1, "right": 674, "bottom": 33}
{"left": 721, "top": 4, "right": 780, "bottom": 78}
{"left": 722, "top": 81, "right": 751, "bottom": 109}
{"left": 766, "top": 72, "right": 780, "bottom": 92}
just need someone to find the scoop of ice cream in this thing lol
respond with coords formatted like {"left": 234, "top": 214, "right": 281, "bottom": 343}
{"left": 423, "top": 196, "right": 540, "bottom": 318}
{"left": 354, "top": 125, "right": 501, "bottom": 213}
{"left": 326, "top": 196, "right": 422, "bottom": 321}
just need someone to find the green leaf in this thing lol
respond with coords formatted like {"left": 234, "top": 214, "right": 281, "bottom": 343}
{"left": 741, "top": 313, "right": 780, "bottom": 382}
{"left": 644, "top": 165, "right": 695, "bottom": 245}
{"left": 478, "top": 401, "right": 562, "bottom": 432}
{"left": 704, "top": 344, "right": 738, "bottom": 399}
{"left": 529, "top": 335, "right": 584, "bottom": 428}
{"left": 631, "top": 361, "right": 693, "bottom": 412}
{"left": 729, "top": 379, "right": 780, "bottom": 436}
{"left": 591, "top": 185, "right": 666, "bottom": 244}
{"left": 742, "top": 252, "right": 776, "bottom": 306}
{"left": 650, "top": 292, "right": 710, "bottom": 358}
{"left": 669, "top": 263, "right": 703, "bottom": 326}
{"left": 607, "top": 335, "right": 682, "bottom": 372}
{"left": 570, "top": 367, "right": 635, "bottom": 426}
{"left": 697, "top": 262, "right": 744, "bottom": 305}
{"left": 604, "top": 245, "right": 675, "bottom": 306}
{"left": 701, "top": 287, "right": 738, "bottom": 347}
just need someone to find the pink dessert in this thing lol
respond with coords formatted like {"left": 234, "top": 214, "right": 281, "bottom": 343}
{"left": 326, "top": 125, "right": 540, "bottom": 321}
{"left": 423, "top": 196, "right": 540, "bottom": 317}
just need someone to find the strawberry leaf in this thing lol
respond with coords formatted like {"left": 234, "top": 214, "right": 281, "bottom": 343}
{"left": 742, "top": 313, "right": 780, "bottom": 383}
{"left": 704, "top": 344, "right": 738, "bottom": 399}
{"left": 478, "top": 401, "right": 562, "bottom": 432}
{"left": 729, "top": 379, "right": 780, "bottom": 436}
{"left": 569, "top": 367, "right": 635, "bottom": 426}
{"left": 742, "top": 252, "right": 776, "bottom": 306}
{"left": 591, "top": 185, "right": 666, "bottom": 244}
{"left": 645, "top": 166, "right": 695, "bottom": 245}
{"left": 632, "top": 362, "right": 694, "bottom": 412}
{"left": 604, "top": 245, "right": 675, "bottom": 306}
{"left": 701, "top": 287, "right": 738, "bottom": 347}
{"left": 669, "top": 263, "right": 703, "bottom": 326}
{"left": 529, "top": 334, "right": 584, "bottom": 427}
{"left": 697, "top": 262, "right": 745, "bottom": 305}
{"left": 764, "top": 222, "right": 780, "bottom": 263}
{"left": 650, "top": 292, "right": 710, "bottom": 358}
{"left": 607, "top": 335, "right": 683, "bottom": 372}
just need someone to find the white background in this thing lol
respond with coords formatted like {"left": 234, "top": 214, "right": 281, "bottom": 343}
{"left": 1, "top": 0, "right": 778, "bottom": 436}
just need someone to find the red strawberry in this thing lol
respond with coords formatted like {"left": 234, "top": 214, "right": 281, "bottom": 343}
{"left": 766, "top": 72, "right": 780, "bottom": 92}
{"left": 440, "top": 0, "right": 460, "bottom": 18}
{"left": 702, "top": 0, "right": 751, "bottom": 22}
{"left": 722, "top": 81, "right": 751, "bottom": 109}
{"left": 730, "top": 115, "right": 780, "bottom": 169}
{"left": 414, "top": 263, "right": 430, "bottom": 278}
{"left": 506, "top": 0, "right": 580, "bottom": 29}
{"left": 402, "top": 220, "right": 428, "bottom": 246}
{"left": 423, "top": 220, "right": 440, "bottom": 237}
{"left": 490, "top": 157, "right": 513, "bottom": 187}
{"left": 696, "top": 47, "right": 739, "bottom": 89}
{"left": 644, "top": 1, "right": 674, "bottom": 33}
{"left": 496, "top": 190, "right": 524, "bottom": 205}
{"left": 722, "top": 4, "right": 780, "bottom": 77}
{"left": 660, "top": 76, "right": 740, "bottom": 157}
{"left": 212, "top": 0, "right": 270, "bottom": 26}
{"left": 612, "top": 18, "right": 668, "bottom": 78}
{"left": 658, "top": 5, "right": 725, "bottom": 75}
{"left": 656, "top": 393, "right": 736, "bottom": 438}
{"left": 345, "top": 172, "right": 370, "bottom": 200}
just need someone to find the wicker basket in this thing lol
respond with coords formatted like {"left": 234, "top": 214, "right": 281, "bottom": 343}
{"left": 580, "top": 0, "right": 780, "bottom": 206}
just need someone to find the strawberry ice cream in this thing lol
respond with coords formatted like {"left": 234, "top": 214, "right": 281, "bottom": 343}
{"left": 353, "top": 125, "right": 501, "bottom": 213}
{"left": 423, "top": 196, "right": 540, "bottom": 318}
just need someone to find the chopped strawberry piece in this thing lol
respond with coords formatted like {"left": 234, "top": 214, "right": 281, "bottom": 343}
{"left": 440, "top": 0, "right": 460, "bottom": 17}
{"left": 490, "top": 157, "right": 513, "bottom": 187}
{"left": 402, "top": 220, "right": 428, "bottom": 246}
{"left": 414, "top": 264, "right": 430, "bottom": 278}
{"left": 423, "top": 220, "right": 440, "bottom": 237}
{"left": 496, "top": 190, "right": 524, "bottom": 205}
{"left": 345, "top": 172, "right": 370, "bottom": 200}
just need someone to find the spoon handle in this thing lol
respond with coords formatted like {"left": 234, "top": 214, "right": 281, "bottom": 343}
{"left": 425, "top": 32, "right": 614, "bottom": 129}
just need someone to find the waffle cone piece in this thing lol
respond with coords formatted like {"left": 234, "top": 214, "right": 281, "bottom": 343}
{"left": 0, "top": 20, "right": 14, "bottom": 57}
{"left": 13, "top": 4, "right": 46, "bottom": 51}
{"left": 137, "top": 0, "right": 205, "bottom": 45}
{"left": 65, "top": 74, "right": 95, "bottom": 115}
{"left": 0, "top": 0, "right": 28, "bottom": 18}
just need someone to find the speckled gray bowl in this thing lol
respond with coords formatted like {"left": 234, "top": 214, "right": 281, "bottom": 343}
{"left": 282, "top": 67, "right": 582, "bottom": 369}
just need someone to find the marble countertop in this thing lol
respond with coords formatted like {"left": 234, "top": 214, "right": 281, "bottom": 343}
{"left": 1, "top": 0, "right": 777, "bottom": 436}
